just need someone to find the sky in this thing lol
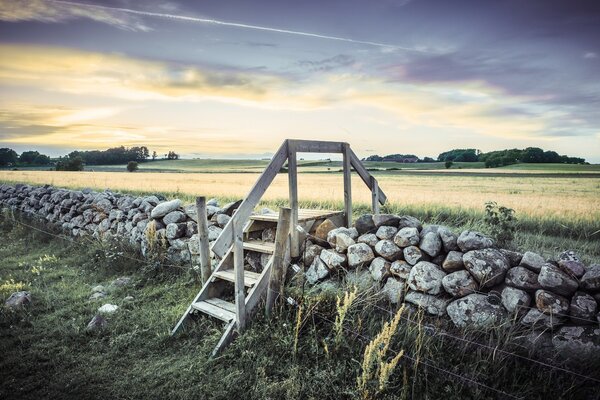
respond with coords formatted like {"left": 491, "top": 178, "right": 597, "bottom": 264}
{"left": 0, "top": 0, "right": 599, "bottom": 161}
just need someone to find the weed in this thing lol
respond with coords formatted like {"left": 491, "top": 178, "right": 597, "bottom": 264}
{"left": 484, "top": 201, "right": 517, "bottom": 247}
{"left": 333, "top": 286, "right": 357, "bottom": 348}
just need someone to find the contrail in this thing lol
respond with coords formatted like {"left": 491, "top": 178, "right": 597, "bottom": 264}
{"left": 48, "top": 0, "right": 426, "bottom": 52}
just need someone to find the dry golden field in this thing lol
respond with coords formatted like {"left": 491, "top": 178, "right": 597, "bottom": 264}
{"left": 1, "top": 170, "right": 599, "bottom": 225}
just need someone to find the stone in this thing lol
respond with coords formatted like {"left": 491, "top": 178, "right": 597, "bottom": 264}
{"left": 124, "top": 296, "right": 134, "bottom": 302}
{"left": 397, "top": 215, "right": 422, "bottom": 231}
{"left": 505, "top": 266, "right": 542, "bottom": 291}
{"left": 111, "top": 277, "right": 131, "bottom": 287}
{"left": 98, "top": 304, "right": 119, "bottom": 314}
{"left": 327, "top": 227, "right": 359, "bottom": 247}
{"left": 346, "top": 270, "right": 376, "bottom": 291}
{"left": 162, "top": 210, "right": 186, "bottom": 225}
{"left": 558, "top": 250, "right": 581, "bottom": 264}
{"left": 501, "top": 286, "right": 531, "bottom": 314}
{"left": 369, "top": 257, "right": 391, "bottom": 282}
{"left": 4, "top": 291, "right": 31, "bottom": 309}
{"left": 393, "top": 227, "right": 420, "bottom": 248}
{"left": 463, "top": 248, "right": 510, "bottom": 288}
{"left": 335, "top": 233, "right": 356, "bottom": 253}
{"left": 520, "top": 251, "right": 546, "bottom": 273}
{"left": 261, "top": 228, "right": 276, "bottom": 242}
{"left": 357, "top": 233, "right": 379, "bottom": 247}
{"left": 407, "top": 261, "right": 446, "bottom": 295}
{"left": 347, "top": 243, "right": 375, "bottom": 268}
{"left": 447, "top": 294, "right": 506, "bottom": 329}
{"left": 580, "top": 265, "right": 600, "bottom": 291}
{"left": 372, "top": 214, "right": 399, "bottom": 228}
{"left": 538, "top": 263, "right": 579, "bottom": 297}
{"left": 245, "top": 251, "right": 262, "bottom": 271}
{"left": 86, "top": 315, "right": 108, "bottom": 332}
{"left": 89, "top": 292, "right": 107, "bottom": 300}
{"left": 186, "top": 221, "right": 198, "bottom": 237}
{"left": 354, "top": 214, "right": 375, "bottom": 234}
{"left": 319, "top": 249, "right": 347, "bottom": 269}
{"left": 208, "top": 225, "right": 223, "bottom": 241}
{"left": 557, "top": 260, "right": 586, "bottom": 278}
{"left": 303, "top": 244, "right": 324, "bottom": 266}
{"left": 216, "top": 213, "right": 231, "bottom": 227}
{"left": 91, "top": 285, "right": 105, "bottom": 293}
{"left": 442, "top": 270, "right": 477, "bottom": 297}
{"left": 382, "top": 278, "right": 405, "bottom": 304}
{"left": 552, "top": 326, "right": 600, "bottom": 360}
{"left": 306, "top": 257, "right": 330, "bottom": 284}
{"left": 438, "top": 227, "right": 459, "bottom": 252}
{"left": 457, "top": 230, "right": 494, "bottom": 252}
{"left": 404, "top": 291, "right": 449, "bottom": 316}
{"left": 570, "top": 292, "right": 598, "bottom": 324}
{"left": 315, "top": 219, "right": 337, "bottom": 240}
{"left": 376, "top": 225, "right": 398, "bottom": 240}
{"left": 535, "top": 290, "right": 569, "bottom": 315}
{"left": 374, "top": 240, "right": 403, "bottom": 261}
{"left": 442, "top": 251, "right": 464, "bottom": 272}
{"left": 150, "top": 199, "right": 181, "bottom": 219}
{"left": 521, "top": 308, "right": 563, "bottom": 329}
{"left": 390, "top": 260, "right": 412, "bottom": 279}
{"left": 499, "top": 249, "right": 523, "bottom": 267}
{"left": 222, "top": 199, "right": 242, "bottom": 216}
{"left": 419, "top": 232, "right": 442, "bottom": 257}
{"left": 403, "top": 246, "right": 426, "bottom": 265}
{"left": 166, "top": 223, "right": 187, "bottom": 240}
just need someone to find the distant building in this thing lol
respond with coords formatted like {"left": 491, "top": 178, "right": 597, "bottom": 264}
{"left": 396, "top": 157, "right": 419, "bottom": 163}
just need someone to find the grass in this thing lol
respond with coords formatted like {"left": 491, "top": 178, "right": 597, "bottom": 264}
{"left": 1, "top": 214, "right": 599, "bottom": 399}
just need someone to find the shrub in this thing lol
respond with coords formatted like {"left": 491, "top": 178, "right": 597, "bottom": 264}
{"left": 445, "top": 160, "right": 453, "bottom": 169}
{"left": 484, "top": 201, "right": 517, "bottom": 247}
{"left": 127, "top": 161, "right": 139, "bottom": 172}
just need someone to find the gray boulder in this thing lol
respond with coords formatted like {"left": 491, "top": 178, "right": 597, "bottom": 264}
{"left": 442, "top": 251, "right": 464, "bottom": 272}
{"left": 419, "top": 232, "right": 442, "bottom": 257}
{"left": 457, "top": 230, "right": 494, "bottom": 252}
{"left": 403, "top": 246, "right": 426, "bottom": 265}
{"left": 505, "top": 266, "right": 542, "bottom": 290}
{"left": 499, "top": 249, "right": 523, "bottom": 267}
{"left": 166, "top": 223, "right": 186, "bottom": 240}
{"left": 538, "top": 263, "right": 579, "bottom": 296}
{"left": 374, "top": 240, "right": 403, "bottom": 261}
{"left": 447, "top": 294, "right": 506, "bottom": 329}
{"left": 150, "top": 199, "right": 182, "bottom": 219}
{"left": 535, "top": 290, "right": 569, "bottom": 315}
{"left": 306, "top": 257, "right": 330, "bottom": 284}
{"left": 5, "top": 291, "right": 31, "bottom": 309}
{"left": 558, "top": 260, "right": 586, "bottom": 279}
{"left": 303, "top": 244, "right": 324, "bottom": 266}
{"left": 407, "top": 261, "right": 446, "bottom": 295}
{"left": 390, "top": 260, "right": 412, "bottom": 280}
{"left": 208, "top": 225, "right": 223, "bottom": 241}
{"left": 335, "top": 232, "right": 356, "bottom": 253}
{"left": 347, "top": 243, "right": 375, "bottom": 268}
{"left": 163, "top": 210, "right": 186, "bottom": 225}
{"left": 357, "top": 233, "right": 379, "bottom": 247}
{"left": 354, "top": 214, "right": 375, "bottom": 234}
{"left": 501, "top": 286, "right": 531, "bottom": 314}
{"left": 442, "top": 270, "right": 477, "bottom": 297}
{"left": 376, "top": 225, "right": 398, "bottom": 240}
{"left": 216, "top": 213, "right": 231, "bottom": 228}
{"left": 397, "top": 215, "right": 422, "bottom": 231}
{"left": 463, "top": 248, "right": 510, "bottom": 288}
{"left": 382, "top": 278, "right": 405, "bottom": 304}
{"left": 552, "top": 326, "right": 600, "bottom": 360}
{"left": 521, "top": 308, "right": 563, "bottom": 329}
{"left": 580, "top": 265, "right": 600, "bottom": 291}
{"left": 570, "top": 292, "right": 598, "bottom": 324}
{"left": 372, "top": 214, "right": 399, "bottom": 228}
{"left": 369, "top": 257, "right": 391, "bottom": 282}
{"left": 86, "top": 314, "right": 108, "bottom": 332}
{"left": 319, "top": 249, "right": 347, "bottom": 269}
{"left": 404, "top": 291, "right": 449, "bottom": 316}
{"left": 520, "top": 251, "right": 546, "bottom": 273}
{"left": 393, "top": 227, "right": 419, "bottom": 248}
{"left": 438, "top": 227, "right": 459, "bottom": 252}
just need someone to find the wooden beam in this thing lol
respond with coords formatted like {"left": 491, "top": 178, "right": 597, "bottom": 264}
{"left": 342, "top": 143, "right": 352, "bottom": 227}
{"left": 211, "top": 140, "right": 289, "bottom": 258}
{"left": 233, "top": 225, "right": 246, "bottom": 331}
{"left": 289, "top": 139, "right": 344, "bottom": 153}
{"left": 265, "top": 207, "right": 292, "bottom": 317}
{"left": 287, "top": 141, "right": 299, "bottom": 258}
{"left": 370, "top": 176, "right": 380, "bottom": 214}
{"left": 348, "top": 148, "right": 387, "bottom": 205}
{"left": 196, "top": 197, "right": 212, "bottom": 285}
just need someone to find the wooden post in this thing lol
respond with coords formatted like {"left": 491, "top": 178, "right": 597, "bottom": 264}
{"left": 342, "top": 143, "right": 352, "bottom": 227}
{"left": 196, "top": 197, "right": 212, "bottom": 284}
{"left": 233, "top": 225, "right": 246, "bottom": 331}
{"left": 370, "top": 176, "right": 380, "bottom": 214}
{"left": 265, "top": 207, "right": 292, "bottom": 317}
{"left": 287, "top": 142, "right": 299, "bottom": 258}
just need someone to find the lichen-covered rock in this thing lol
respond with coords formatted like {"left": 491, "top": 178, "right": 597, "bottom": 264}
{"left": 404, "top": 291, "right": 449, "bottom": 316}
{"left": 207, "top": 225, "right": 223, "bottom": 241}
{"left": 163, "top": 210, "right": 186, "bottom": 225}
{"left": 501, "top": 286, "right": 531, "bottom": 314}
{"left": 419, "top": 232, "right": 442, "bottom": 257}
{"left": 393, "top": 227, "right": 419, "bottom": 248}
{"left": 306, "top": 257, "right": 330, "bottom": 284}
{"left": 397, "top": 215, "right": 422, "bottom": 231}
{"left": 569, "top": 292, "right": 598, "bottom": 324}
{"left": 327, "top": 227, "right": 359, "bottom": 248}
{"left": 580, "top": 265, "right": 600, "bottom": 291}
{"left": 538, "top": 263, "right": 579, "bottom": 296}
{"left": 447, "top": 294, "right": 506, "bottom": 329}
{"left": 521, "top": 308, "right": 563, "bottom": 329}
{"left": 535, "top": 290, "right": 569, "bottom": 315}
{"left": 499, "top": 249, "right": 523, "bottom": 267}
{"left": 150, "top": 199, "right": 181, "bottom": 219}
{"left": 407, "top": 261, "right": 446, "bottom": 295}
{"left": 315, "top": 219, "right": 337, "bottom": 241}
{"left": 86, "top": 314, "right": 108, "bottom": 332}
{"left": 372, "top": 214, "right": 399, "bottom": 228}
{"left": 457, "top": 230, "right": 494, "bottom": 252}
{"left": 5, "top": 291, "right": 31, "bottom": 309}
{"left": 166, "top": 222, "right": 186, "bottom": 240}
{"left": 442, "top": 251, "right": 464, "bottom": 272}
{"left": 463, "top": 248, "right": 510, "bottom": 288}
{"left": 557, "top": 260, "right": 586, "bottom": 279}
{"left": 320, "top": 249, "right": 347, "bottom": 269}
{"left": 335, "top": 232, "right": 356, "bottom": 253}
{"left": 369, "top": 257, "right": 391, "bottom": 282}
{"left": 374, "top": 240, "right": 403, "bottom": 261}
{"left": 442, "top": 270, "right": 477, "bottom": 297}
{"left": 382, "top": 278, "right": 405, "bottom": 304}
{"left": 347, "top": 243, "right": 375, "bottom": 268}
{"left": 403, "top": 246, "right": 426, "bottom": 265}
{"left": 552, "top": 326, "right": 600, "bottom": 360}
{"left": 438, "top": 226, "right": 459, "bottom": 253}
{"left": 216, "top": 213, "right": 231, "bottom": 228}
{"left": 505, "top": 266, "right": 542, "bottom": 290}
{"left": 520, "top": 251, "right": 546, "bottom": 273}
{"left": 558, "top": 250, "right": 581, "bottom": 264}
{"left": 357, "top": 233, "right": 379, "bottom": 247}
{"left": 303, "top": 244, "right": 324, "bottom": 266}
{"left": 390, "top": 260, "right": 412, "bottom": 279}
{"left": 354, "top": 214, "right": 375, "bottom": 235}
{"left": 376, "top": 225, "right": 398, "bottom": 240}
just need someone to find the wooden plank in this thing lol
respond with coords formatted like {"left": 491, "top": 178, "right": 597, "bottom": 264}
{"left": 266, "top": 207, "right": 292, "bottom": 316}
{"left": 243, "top": 240, "right": 275, "bottom": 254}
{"left": 371, "top": 176, "right": 380, "bottom": 214}
{"left": 196, "top": 197, "right": 212, "bottom": 285}
{"left": 244, "top": 257, "right": 273, "bottom": 313}
{"left": 348, "top": 148, "right": 387, "bottom": 205}
{"left": 249, "top": 209, "right": 344, "bottom": 223}
{"left": 211, "top": 140, "right": 289, "bottom": 258}
{"left": 288, "top": 141, "right": 299, "bottom": 258}
{"left": 191, "top": 299, "right": 235, "bottom": 322}
{"left": 213, "top": 269, "right": 260, "bottom": 287}
{"left": 233, "top": 226, "right": 246, "bottom": 331}
{"left": 290, "top": 139, "right": 344, "bottom": 153}
{"left": 211, "top": 320, "right": 236, "bottom": 357}
{"left": 342, "top": 143, "right": 352, "bottom": 227}
{"left": 205, "top": 297, "right": 237, "bottom": 314}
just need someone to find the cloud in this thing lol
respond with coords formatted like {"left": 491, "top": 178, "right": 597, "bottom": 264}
{"left": 584, "top": 52, "right": 598, "bottom": 59}
{"left": 0, "top": 0, "right": 150, "bottom": 31}
{"left": 297, "top": 55, "right": 356, "bottom": 72}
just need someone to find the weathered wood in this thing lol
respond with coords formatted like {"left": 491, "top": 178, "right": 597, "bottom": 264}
{"left": 196, "top": 197, "right": 212, "bottom": 285}
{"left": 348, "top": 148, "right": 387, "bottom": 205}
{"left": 266, "top": 207, "right": 292, "bottom": 316}
{"left": 243, "top": 240, "right": 275, "bottom": 254}
{"left": 213, "top": 269, "right": 260, "bottom": 287}
{"left": 290, "top": 139, "right": 344, "bottom": 153}
{"left": 211, "top": 140, "right": 289, "bottom": 258}
{"left": 250, "top": 209, "right": 344, "bottom": 223}
{"left": 342, "top": 143, "right": 352, "bottom": 227}
{"left": 211, "top": 320, "right": 236, "bottom": 357}
{"left": 233, "top": 226, "right": 246, "bottom": 331}
{"left": 191, "top": 299, "right": 235, "bottom": 322}
{"left": 287, "top": 141, "right": 299, "bottom": 258}
{"left": 370, "top": 176, "right": 380, "bottom": 214}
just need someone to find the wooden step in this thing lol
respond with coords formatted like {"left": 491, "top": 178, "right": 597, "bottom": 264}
{"left": 250, "top": 208, "right": 344, "bottom": 223}
{"left": 191, "top": 298, "right": 236, "bottom": 322}
{"left": 213, "top": 269, "right": 261, "bottom": 287}
{"left": 243, "top": 240, "right": 275, "bottom": 254}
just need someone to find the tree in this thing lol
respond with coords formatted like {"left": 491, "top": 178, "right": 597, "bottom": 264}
{"left": 127, "top": 161, "right": 139, "bottom": 172}
{"left": 19, "top": 150, "right": 40, "bottom": 164}
{"left": 445, "top": 160, "right": 453, "bottom": 169}
{"left": 152, "top": 151, "right": 157, "bottom": 161}
{"left": 56, "top": 156, "right": 84, "bottom": 171}
{"left": 0, "top": 148, "right": 18, "bottom": 166}
{"left": 437, "top": 149, "right": 479, "bottom": 162}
